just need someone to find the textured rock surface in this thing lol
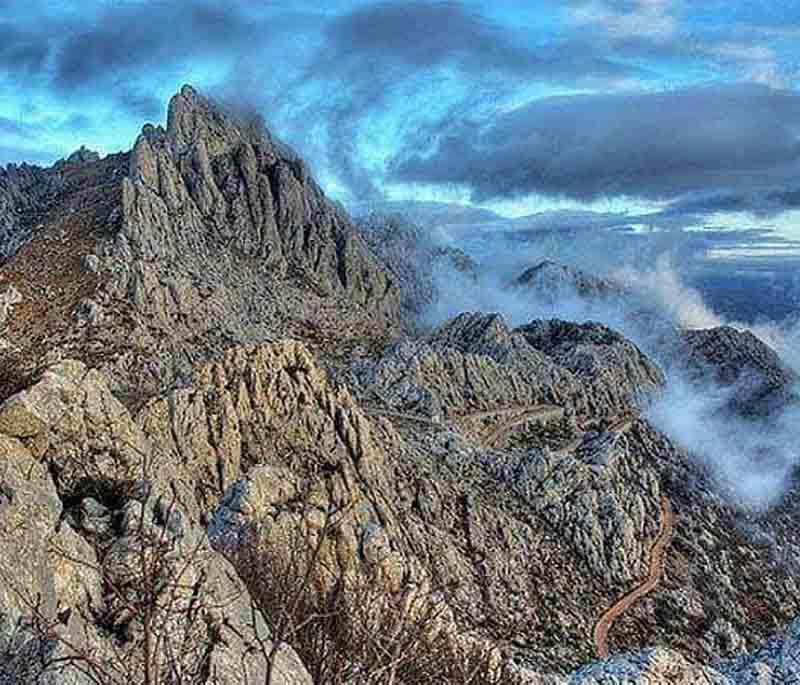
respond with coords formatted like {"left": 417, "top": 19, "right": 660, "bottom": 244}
{"left": 347, "top": 312, "right": 664, "bottom": 427}
{"left": 679, "top": 325, "right": 798, "bottom": 417}
{"left": 0, "top": 85, "right": 401, "bottom": 404}
{"left": 570, "top": 648, "right": 730, "bottom": 684}
{"left": 514, "top": 260, "right": 621, "bottom": 304}
{"left": 107, "top": 86, "right": 399, "bottom": 391}
{"left": 0, "top": 162, "right": 63, "bottom": 262}
{"left": 0, "top": 361, "right": 312, "bottom": 684}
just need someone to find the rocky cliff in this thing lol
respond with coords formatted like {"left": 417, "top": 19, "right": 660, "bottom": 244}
{"left": 0, "top": 85, "right": 400, "bottom": 404}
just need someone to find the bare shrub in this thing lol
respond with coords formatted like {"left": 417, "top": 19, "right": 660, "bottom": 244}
{"left": 238, "top": 506, "right": 519, "bottom": 685}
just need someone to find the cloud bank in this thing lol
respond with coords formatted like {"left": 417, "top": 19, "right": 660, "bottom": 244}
{"left": 391, "top": 84, "right": 800, "bottom": 207}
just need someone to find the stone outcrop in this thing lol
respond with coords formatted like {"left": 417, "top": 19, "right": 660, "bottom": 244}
{"left": 570, "top": 648, "right": 729, "bottom": 684}
{"left": 679, "top": 325, "right": 798, "bottom": 417}
{"left": 0, "top": 284, "right": 21, "bottom": 350}
{"left": 514, "top": 260, "right": 621, "bottom": 305}
{"left": 0, "top": 361, "right": 312, "bottom": 684}
{"left": 137, "top": 341, "right": 410, "bottom": 592}
{"left": 0, "top": 162, "right": 62, "bottom": 262}
{"left": 0, "top": 87, "right": 404, "bottom": 405}
{"left": 3, "top": 339, "right": 800, "bottom": 681}
{"left": 111, "top": 86, "right": 399, "bottom": 355}
{"left": 347, "top": 312, "right": 664, "bottom": 427}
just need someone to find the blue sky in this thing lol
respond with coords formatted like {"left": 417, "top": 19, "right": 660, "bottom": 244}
{"left": 3, "top": 0, "right": 800, "bottom": 258}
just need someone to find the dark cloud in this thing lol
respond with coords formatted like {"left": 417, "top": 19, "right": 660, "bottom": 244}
{"left": 390, "top": 83, "right": 800, "bottom": 204}
{"left": 0, "top": 21, "right": 50, "bottom": 73}
{"left": 274, "top": 0, "right": 642, "bottom": 201}
{"left": 319, "top": 1, "right": 631, "bottom": 81}
{"left": 52, "top": 3, "right": 254, "bottom": 92}
{"left": 1, "top": 0, "right": 799, "bottom": 222}
{"left": 0, "top": 3, "right": 281, "bottom": 122}
{"left": 665, "top": 188, "right": 800, "bottom": 217}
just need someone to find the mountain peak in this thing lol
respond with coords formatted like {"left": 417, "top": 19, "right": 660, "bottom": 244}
{"left": 165, "top": 83, "right": 245, "bottom": 157}
{"left": 2, "top": 84, "right": 400, "bottom": 400}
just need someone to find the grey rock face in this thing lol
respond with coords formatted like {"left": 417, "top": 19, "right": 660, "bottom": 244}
{"left": 64, "top": 147, "right": 101, "bottom": 165}
{"left": 569, "top": 648, "right": 731, "bottom": 684}
{"left": 721, "top": 618, "right": 800, "bottom": 683}
{"left": 0, "top": 359, "right": 312, "bottom": 685}
{"left": 0, "top": 85, "right": 403, "bottom": 403}
{"left": 347, "top": 312, "right": 664, "bottom": 426}
{"left": 514, "top": 260, "right": 621, "bottom": 305}
{"left": 116, "top": 84, "right": 398, "bottom": 323}
{"left": 679, "top": 326, "right": 798, "bottom": 417}
{"left": 568, "top": 618, "right": 800, "bottom": 683}
{"left": 0, "top": 284, "right": 21, "bottom": 332}
{"left": 518, "top": 318, "right": 666, "bottom": 419}
{"left": 162, "top": 336, "right": 669, "bottom": 670}
{"left": 0, "top": 163, "right": 62, "bottom": 262}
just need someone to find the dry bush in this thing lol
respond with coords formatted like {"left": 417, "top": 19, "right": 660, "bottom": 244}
{"left": 240, "top": 507, "right": 520, "bottom": 685}
{"left": 1, "top": 484, "right": 229, "bottom": 685}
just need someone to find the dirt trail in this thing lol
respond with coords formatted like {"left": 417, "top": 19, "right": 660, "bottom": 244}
{"left": 369, "top": 404, "right": 565, "bottom": 447}
{"left": 480, "top": 405, "right": 564, "bottom": 447}
{"left": 369, "top": 409, "right": 441, "bottom": 427}
{"left": 593, "top": 495, "right": 675, "bottom": 658}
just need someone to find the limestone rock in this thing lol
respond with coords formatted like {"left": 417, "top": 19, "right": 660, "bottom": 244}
{"left": 0, "top": 162, "right": 62, "bottom": 262}
{"left": 570, "top": 648, "right": 730, "bottom": 684}
{"left": 0, "top": 359, "right": 313, "bottom": 685}
{"left": 5, "top": 81, "right": 800, "bottom": 684}
{"left": 0, "top": 84, "right": 403, "bottom": 404}
{"left": 514, "top": 260, "right": 621, "bottom": 305}
{"left": 722, "top": 618, "right": 800, "bottom": 683}
{"left": 347, "top": 312, "right": 664, "bottom": 427}
{"left": 0, "top": 284, "right": 21, "bottom": 329}
{"left": 64, "top": 147, "right": 101, "bottom": 166}
{"left": 117, "top": 84, "right": 399, "bottom": 327}
{"left": 678, "top": 326, "right": 798, "bottom": 417}
{"left": 518, "top": 318, "right": 666, "bottom": 418}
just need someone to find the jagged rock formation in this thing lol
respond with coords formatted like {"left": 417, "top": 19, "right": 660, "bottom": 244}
{"left": 679, "top": 325, "right": 798, "bottom": 417}
{"left": 571, "top": 618, "right": 800, "bottom": 683}
{"left": 514, "top": 260, "right": 621, "bottom": 304}
{"left": 347, "top": 313, "right": 664, "bottom": 428}
{"left": 0, "top": 150, "right": 129, "bottom": 400}
{"left": 0, "top": 163, "right": 63, "bottom": 262}
{"left": 0, "top": 148, "right": 104, "bottom": 265}
{"left": 0, "top": 85, "right": 401, "bottom": 403}
{"left": 0, "top": 361, "right": 311, "bottom": 684}
{"left": 61, "top": 147, "right": 101, "bottom": 166}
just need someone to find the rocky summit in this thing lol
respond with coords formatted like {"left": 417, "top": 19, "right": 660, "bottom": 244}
{"left": 1, "top": 85, "right": 800, "bottom": 684}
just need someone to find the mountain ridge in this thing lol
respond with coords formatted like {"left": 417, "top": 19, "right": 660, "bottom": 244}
{"left": 1, "top": 84, "right": 800, "bottom": 684}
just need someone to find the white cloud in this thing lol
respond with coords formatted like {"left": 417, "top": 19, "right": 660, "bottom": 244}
{"left": 570, "top": 0, "right": 679, "bottom": 41}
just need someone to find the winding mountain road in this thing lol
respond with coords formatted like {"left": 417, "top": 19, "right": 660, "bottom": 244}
{"left": 593, "top": 495, "right": 675, "bottom": 658}
{"left": 478, "top": 405, "right": 564, "bottom": 448}
{"left": 370, "top": 404, "right": 566, "bottom": 448}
